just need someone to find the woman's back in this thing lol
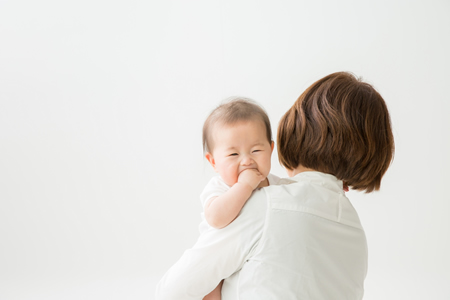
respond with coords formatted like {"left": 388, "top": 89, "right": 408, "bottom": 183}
{"left": 222, "top": 171, "right": 368, "bottom": 300}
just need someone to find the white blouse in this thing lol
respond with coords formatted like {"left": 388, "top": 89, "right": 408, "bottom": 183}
{"left": 155, "top": 171, "right": 368, "bottom": 300}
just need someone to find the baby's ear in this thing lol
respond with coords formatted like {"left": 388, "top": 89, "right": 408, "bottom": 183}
{"left": 205, "top": 152, "right": 217, "bottom": 171}
{"left": 270, "top": 141, "right": 274, "bottom": 152}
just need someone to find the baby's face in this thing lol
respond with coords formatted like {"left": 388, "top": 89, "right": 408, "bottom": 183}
{"left": 206, "top": 120, "right": 273, "bottom": 187}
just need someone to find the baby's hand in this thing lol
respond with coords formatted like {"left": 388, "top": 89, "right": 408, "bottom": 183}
{"left": 238, "top": 168, "right": 265, "bottom": 190}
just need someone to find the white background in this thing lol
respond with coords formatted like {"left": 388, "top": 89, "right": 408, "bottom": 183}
{"left": 1, "top": 0, "right": 449, "bottom": 299}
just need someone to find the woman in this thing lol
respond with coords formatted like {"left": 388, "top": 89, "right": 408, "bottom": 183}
{"left": 155, "top": 71, "right": 394, "bottom": 300}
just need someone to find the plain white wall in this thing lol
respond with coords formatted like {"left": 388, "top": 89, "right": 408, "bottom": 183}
{"left": 1, "top": 0, "right": 449, "bottom": 299}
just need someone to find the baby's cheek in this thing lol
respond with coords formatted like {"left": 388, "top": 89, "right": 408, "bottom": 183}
{"left": 260, "top": 160, "right": 271, "bottom": 175}
{"left": 231, "top": 173, "right": 239, "bottom": 185}
{"left": 223, "top": 171, "right": 239, "bottom": 187}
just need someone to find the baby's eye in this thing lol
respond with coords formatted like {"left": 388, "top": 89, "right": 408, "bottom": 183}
{"left": 229, "top": 153, "right": 238, "bottom": 156}
{"left": 252, "top": 150, "right": 261, "bottom": 153}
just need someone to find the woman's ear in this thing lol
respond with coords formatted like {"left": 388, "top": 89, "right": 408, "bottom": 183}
{"left": 205, "top": 152, "right": 217, "bottom": 171}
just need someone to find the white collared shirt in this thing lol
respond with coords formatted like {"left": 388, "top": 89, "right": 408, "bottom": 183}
{"left": 155, "top": 171, "right": 367, "bottom": 300}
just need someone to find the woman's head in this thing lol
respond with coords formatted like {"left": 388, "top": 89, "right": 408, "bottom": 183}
{"left": 277, "top": 72, "right": 394, "bottom": 193}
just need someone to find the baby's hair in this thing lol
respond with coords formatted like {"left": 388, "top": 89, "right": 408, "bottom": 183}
{"left": 203, "top": 97, "right": 272, "bottom": 153}
{"left": 277, "top": 72, "right": 395, "bottom": 193}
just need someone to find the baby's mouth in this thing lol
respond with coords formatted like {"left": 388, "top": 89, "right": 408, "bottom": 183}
{"left": 239, "top": 167, "right": 258, "bottom": 174}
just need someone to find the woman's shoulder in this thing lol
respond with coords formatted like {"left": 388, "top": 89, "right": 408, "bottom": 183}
{"left": 267, "top": 173, "right": 296, "bottom": 186}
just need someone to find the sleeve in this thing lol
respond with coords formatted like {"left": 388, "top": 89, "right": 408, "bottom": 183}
{"left": 267, "top": 173, "right": 296, "bottom": 186}
{"left": 155, "top": 188, "right": 267, "bottom": 300}
{"left": 266, "top": 173, "right": 280, "bottom": 185}
{"left": 199, "top": 176, "right": 230, "bottom": 208}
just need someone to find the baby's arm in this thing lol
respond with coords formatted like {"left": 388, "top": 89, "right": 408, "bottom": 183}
{"left": 204, "top": 169, "right": 264, "bottom": 229}
{"left": 203, "top": 280, "right": 223, "bottom": 300}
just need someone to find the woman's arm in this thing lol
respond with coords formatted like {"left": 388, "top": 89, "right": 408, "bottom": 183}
{"left": 203, "top": 280, "right": 223, "bottom": 300}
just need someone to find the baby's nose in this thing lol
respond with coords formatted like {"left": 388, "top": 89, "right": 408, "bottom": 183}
{"left": 241, "top": 156, "right": 254, "bottom": 165}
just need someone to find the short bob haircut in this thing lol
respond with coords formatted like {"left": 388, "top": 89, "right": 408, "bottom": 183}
{"left": 203, "top": 97, "right": 272, "bottom": 153}
{"left": 277, "top": 72, "right": 394, "bottom": 193}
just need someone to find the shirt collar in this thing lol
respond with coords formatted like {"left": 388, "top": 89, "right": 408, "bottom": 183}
{"left": 291, "top": 171, "right": 345, "bottom": 194}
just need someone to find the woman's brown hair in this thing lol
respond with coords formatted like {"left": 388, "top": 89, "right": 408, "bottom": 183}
{"left": 277, "top": 72, "right": 394, "bottom": 193}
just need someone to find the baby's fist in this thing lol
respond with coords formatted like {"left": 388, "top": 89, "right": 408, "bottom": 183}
{"left": 238, "top": 169, "right": 265, "bottom": 190}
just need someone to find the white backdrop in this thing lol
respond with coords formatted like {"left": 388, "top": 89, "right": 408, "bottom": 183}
{"left": 1, "top": 0, "right": 449, "bottom": 299}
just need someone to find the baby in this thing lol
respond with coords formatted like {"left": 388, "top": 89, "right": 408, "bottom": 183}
{"left": 200, "top": 98, "right": 279, "bottom": 299}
